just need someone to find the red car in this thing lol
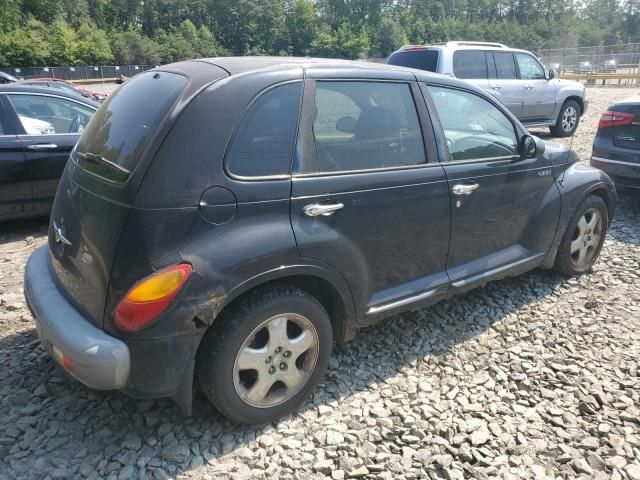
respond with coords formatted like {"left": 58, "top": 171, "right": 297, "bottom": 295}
{"left": 17, "top": 78, "right": 107, "bottom": 102}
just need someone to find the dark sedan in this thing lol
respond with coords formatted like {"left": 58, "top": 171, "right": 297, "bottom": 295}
{"left": 591, "top": 95, "right": 640, "bottom": 190}
{"left": 0, "top": 85, "right": 98, "bottom": 221}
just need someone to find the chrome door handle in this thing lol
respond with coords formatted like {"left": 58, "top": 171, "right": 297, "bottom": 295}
{"left": 27, "top": 143, "right": 58, "bottom": 150}
{"left": 492, "top": 85, "right": 502, "bottom": 90}
{"left": 524, "top": 85, "right": 533, "bottom": 89}
{"left": 303, "top": 202, "right": 344, "bottom": 217}
{"left": 452, "top": 183, "right": 479, "bottom": 195}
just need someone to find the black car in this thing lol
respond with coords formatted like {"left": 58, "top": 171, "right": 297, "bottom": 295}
{"left": 591, "top": 95, "right": 640, "bottom": 190}
{"left": 24, "top": 58, "right": 616, "bottom": 425}
{"left": 0, "top": 85, "right": 98, "bottom": 220}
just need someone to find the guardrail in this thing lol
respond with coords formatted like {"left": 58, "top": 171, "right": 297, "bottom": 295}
{"left": 0, "top": 65, "right": 155, "bottom": 82}
{"left": 559, "top": 73, "right": 640, "bottom": 86}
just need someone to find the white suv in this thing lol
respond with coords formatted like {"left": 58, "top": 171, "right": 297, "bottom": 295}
{"left": 387, "top": 41, "right": 588, "bottom": 137}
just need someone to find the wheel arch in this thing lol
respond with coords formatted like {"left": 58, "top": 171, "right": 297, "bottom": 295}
{"left": 563, "top": 95, "right": 585, "bottom": 115}
{"left": 198, "top": 265, "right": 358, "bottom": 344}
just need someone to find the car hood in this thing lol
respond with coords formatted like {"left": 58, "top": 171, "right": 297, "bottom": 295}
{"left": 540, "top": 137, "right": 579, "bottom": 166}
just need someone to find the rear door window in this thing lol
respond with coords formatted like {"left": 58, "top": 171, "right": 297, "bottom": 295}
{"left": 387, "top": 50, "right": 439, "bottom": 72}
{"left": 227, "top": 82, "right": 302, "bottom": 177}
{"left": 453, "top": 51, "right": 488, "bottom": 79}
{"left": 309, "top": 81, "right": 425, "bottom": 173}
{"left": 493, "top": 52, "right": 518, "bottom": 79}
{"left": 73, "top": 71, "right": 187, "bottom": 182}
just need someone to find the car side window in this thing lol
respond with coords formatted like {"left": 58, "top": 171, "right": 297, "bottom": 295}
{"left": 515, "top": 53, "right": 546, "bottom": 80}
{"left": 311, "top": 81, "right": 425, "bottom": 173}
{"left": 493, "top": 52, "right": 517, "bottom": 80}
{"left": 227, "top": 82, "right": 302, "bottom": 177}
{"left": 7, "top": 94, "right": 94, "bottom": 135}
{"left": 427, "top": 85, "right": 518, "bottom": 161}
{"left": 453, "top": 51, "right": 488, "bottom": 79}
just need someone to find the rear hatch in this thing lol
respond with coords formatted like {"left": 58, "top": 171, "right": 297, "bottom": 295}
{"left": 387, "top": 47, "right": 440, "bottom": 72}
{"left": 610, "top": 100, "right": 640, "bottom": 155}
{"left": 47, "top": 69, "right": 198, "bottom": 328}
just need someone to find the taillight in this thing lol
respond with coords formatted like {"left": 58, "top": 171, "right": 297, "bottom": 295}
{"left": 598, "top": 110, "right": 636, "bottom": 129}
{"left": 114, "top": 263, "right": 193, "bottom": 332}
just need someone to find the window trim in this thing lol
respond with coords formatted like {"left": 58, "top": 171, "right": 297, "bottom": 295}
{"left": 452, "top": 50, "right": 489, "bottom": 80}
{"left": 3, "top": 91, "right": 97, "bottom": 136}
{"left": 422, "top": 82, "right": 523, "bottom": 164}
{"left": 293, "top": 78, "right": 434, "bottom": 177}
{"left": 223, "top": 80, "right": 303, "bottom": 182}
{"left": 514, "top": 52, "right": 546, "bottom": 81}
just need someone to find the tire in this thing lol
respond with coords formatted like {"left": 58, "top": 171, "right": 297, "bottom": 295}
{"left": 550, "top": 99, "right": 581, "bottom": 137}
{"left": 553, "top": 195, "right": 608, "bottom": 276}
{"left": 197, "top": 286, "right": 333, "bottom": 424}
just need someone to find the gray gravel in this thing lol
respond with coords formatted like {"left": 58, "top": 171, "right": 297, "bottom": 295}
{"left": 1, "top": 87, "right": 639, "bottom": 480}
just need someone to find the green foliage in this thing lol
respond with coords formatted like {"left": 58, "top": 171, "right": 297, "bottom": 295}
{"left": 1, "top": 0, "right": 640, "bottom": 67}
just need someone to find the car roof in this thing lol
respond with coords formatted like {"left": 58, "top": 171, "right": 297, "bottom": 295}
{"left": 156, "top": 56, "right": 485, "bottom": 98}
{"left": 0, "top": 84, "right": 100, "bottom": 108}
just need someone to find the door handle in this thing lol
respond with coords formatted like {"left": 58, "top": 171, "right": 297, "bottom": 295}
{"left": 452, "top": 183, "right": 479, "bottom": 195}
{"left": 27, "top": 143, "right": 58, "bottom": 150}
{"left": 303, "top": 202, "right": 344, "bottom": 217}
{"left": 492, "top": 85, "right": 502, "bottom": 90}
{"left": 524, "top": 85, "right": 533, "bottom": 90}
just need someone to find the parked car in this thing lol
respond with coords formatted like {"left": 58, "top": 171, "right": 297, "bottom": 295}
{"left": 0, "top": 71, "right": 18, "bottom": 84}
{"left": 0, "top": 85, "right": 98, "bottom": 221}
{"left": 24, "top": 57, "right": 615, "bottom": 425}
{"left": 579, "top": 61, "right": 594, "bottom": 73}
{"left": 591, "top": 95, "right": 640, "bottom": 190}
{"left": 387, "top": 42, "right": 588, "bottom": 137}
{"left": 18, "top": 78, "right": 107, "bottom": 102}
{"left": 548, "top": 62, "right": 563, "bottom": 75}
{"left": 602, "top": 59, "right": 617, "bottom": 72}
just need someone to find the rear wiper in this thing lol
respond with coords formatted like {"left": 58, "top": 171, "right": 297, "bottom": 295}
{"left": 75, "top": 151, "right": 130, "bottom": 175}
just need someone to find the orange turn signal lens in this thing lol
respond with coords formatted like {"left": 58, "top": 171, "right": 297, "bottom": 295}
{"left": 114, "top": 263, "right": 193, "bottom": 332}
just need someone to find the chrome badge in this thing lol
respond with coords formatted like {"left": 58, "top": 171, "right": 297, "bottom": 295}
{"left": 53, "top": 220, "right": 72, "bottom": 247}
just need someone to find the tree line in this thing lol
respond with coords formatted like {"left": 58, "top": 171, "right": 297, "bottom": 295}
{"left": 0, "top": 0, "right": 638, "bottom": 67}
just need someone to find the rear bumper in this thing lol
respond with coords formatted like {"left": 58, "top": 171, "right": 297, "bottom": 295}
{"left": 590, "top": 155, "right": 640, "bottom": 189}
{"left": 24, "top": 246, "right": 130, "bottom": 390}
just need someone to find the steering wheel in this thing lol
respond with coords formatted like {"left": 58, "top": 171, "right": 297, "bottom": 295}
{"left": 69, "top": 115, "right": 81, "bottom": 133}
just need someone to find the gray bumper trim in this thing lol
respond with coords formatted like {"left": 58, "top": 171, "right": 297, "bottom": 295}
{"left": 24, "top": 246, "right": 130, "bottom": 390}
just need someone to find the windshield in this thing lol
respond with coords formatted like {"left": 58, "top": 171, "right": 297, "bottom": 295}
{"left": 73, "top": 71, "right": 187, "bottom": 181}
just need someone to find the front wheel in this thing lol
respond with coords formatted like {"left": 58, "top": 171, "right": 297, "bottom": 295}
{"left": 550, "top": 100, "right": 581, "bottom": 137}
{"left": 553, "top": 195, "right": 608, "bottom": 276}
{"left": 197, "top": 286, "right": 333, "bottom": 424}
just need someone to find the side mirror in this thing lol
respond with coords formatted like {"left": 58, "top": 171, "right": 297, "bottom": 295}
{"left": 519, "top": 135, "right": 539, "bottom": 158}
{"left": 548, "top": 69, "right": 555, "bottom": 80}
{"left": 336, "top": 116, "right": 356, "bottom": 134}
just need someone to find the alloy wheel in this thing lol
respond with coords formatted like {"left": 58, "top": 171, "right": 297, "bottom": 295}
{"left": 233, "top": 313, "right": 319, "bottom": 408}
{"left": 562, "top": 106, "right": 578, "bottom": 133}
{"left": 570, "top": 208, "right": 603, "bottom": 267}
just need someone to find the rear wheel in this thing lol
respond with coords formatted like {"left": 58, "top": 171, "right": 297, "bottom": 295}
{"left": 550, "top": 99, "right": 581, "bottom": 137}
{"left": 553, "top": 195, "right": 608, "bottom": 276}
{"left": 197, "top": 286, "right": 333, "bottom": 424}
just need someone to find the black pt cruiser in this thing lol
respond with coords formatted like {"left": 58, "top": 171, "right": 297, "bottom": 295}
{"left": 24, "top": 57, "right": 616, "bottom": 424}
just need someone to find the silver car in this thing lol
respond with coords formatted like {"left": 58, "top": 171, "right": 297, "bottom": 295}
{"left": 387, "top": 41, "right": 588, "bottom": 137}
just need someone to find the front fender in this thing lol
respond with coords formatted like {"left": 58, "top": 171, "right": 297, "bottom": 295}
{"left": 541, "top": 162, "right": 616, "bottom": 267}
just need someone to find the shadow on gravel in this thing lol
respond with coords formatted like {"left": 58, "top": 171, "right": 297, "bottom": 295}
{"left": 0, "top": 265, "right": 570, "bottom": 478}
{"left": 607, "top": 188, "right": 640, "bottom": 247}
{"left": 0, "top": 217, "right": 48, "bottom": 246}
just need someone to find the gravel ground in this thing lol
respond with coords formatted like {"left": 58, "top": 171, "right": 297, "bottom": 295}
{"left": 1, "top": 87, "right": 639, "bottom": 480}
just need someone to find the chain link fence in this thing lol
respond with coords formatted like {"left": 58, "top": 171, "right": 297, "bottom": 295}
{"left": 0, "top": 65, "right": 155, "bottom": 82}
{"left": 537, "top": 43, "right": 640, "bottom": 77}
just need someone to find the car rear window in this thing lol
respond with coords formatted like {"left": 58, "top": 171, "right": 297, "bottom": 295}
{"left": 73, "top": 71, "right": 187, "bottom": 182}
{"left": 453, "top": 50, "right": 488, "bottom": 79}
{"left": 387, "top": 49, "right": 439, "bottom": 72}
